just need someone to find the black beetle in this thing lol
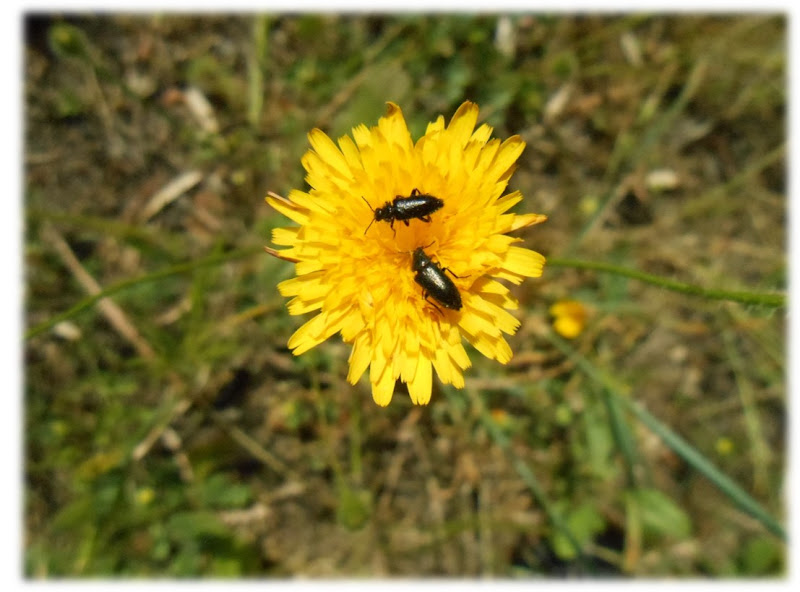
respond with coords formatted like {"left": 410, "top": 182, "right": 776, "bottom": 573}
{"left": 361, "top": 188, "right": 444, "bottom": 235}
{"left": 412, "top": 247, "right": 463, "bottom": 312}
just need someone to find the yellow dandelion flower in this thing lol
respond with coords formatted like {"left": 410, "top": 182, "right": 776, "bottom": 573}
{"left": 549, "top": 300, "right": 588, "bottom": 339}
{"left": 265, "top": 101, "right": 546, "bottom": 406}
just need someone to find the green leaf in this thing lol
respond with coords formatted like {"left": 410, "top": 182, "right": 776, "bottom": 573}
{"left": 211, "top": 557, "right": 244, "bottom": 577}
{"left": 54, "top": 89, "right": 88, "bottom": 118}
{"left": 48, "top": 22, "right": 91, "bottom": 60}
{"left": 166, "top": 511, "right": 231, "bottom": 542}
{"left": 51, "top": 497, "right": 96, "bottom": 533}
{"left": 336, "top": 486, "right": 372, "bottom": 532}
{"left": 740, "top": 535, "right": 784, "bottom": 575}
{"left": 581, "top": 397, "right": 616, "bottom": 479}
{"left": 627, "top": 488, "right": 691, "bottom": 539}
{"left": 551, "top": 502, "right": 606, "bottom": 560}
{"left": 197, "top": 473, "right": 252, "bottom": 509}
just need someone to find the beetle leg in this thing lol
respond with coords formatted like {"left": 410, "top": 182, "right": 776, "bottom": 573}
{"left": 442, "top": 267, "right": 466, "bottom": 279}
{"left": 423, "top": 292, "right": 444, "bottom": 316}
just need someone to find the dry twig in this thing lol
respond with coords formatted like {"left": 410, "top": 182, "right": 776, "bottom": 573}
{"left": 140, "top": 170, "right": 204, "bottom": 222}
{"left": 40, "top": 223, "right": 156, "bottom": 359}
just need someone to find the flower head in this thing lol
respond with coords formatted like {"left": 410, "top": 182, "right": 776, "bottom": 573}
{"left": 266, "top": 101, "right": 546, "bottom": 406}
{"left": 549, "top": 300, "right": 588, "bottom": 339}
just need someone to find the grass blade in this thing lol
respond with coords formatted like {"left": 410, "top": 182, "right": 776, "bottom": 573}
{"left": 26, "top": 245, "right": 264, "bottom": 341}
{"left": 547, "top": 333, "right": 786, "bottom": 540}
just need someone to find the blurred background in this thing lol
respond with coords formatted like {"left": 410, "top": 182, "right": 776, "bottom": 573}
{"left": 23, "top": 13, "right": 785, "bottom": 576}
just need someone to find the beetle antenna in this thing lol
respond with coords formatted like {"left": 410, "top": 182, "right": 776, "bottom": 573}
{"left": 361, "top": 196, "right": 377, "bottom": 235}
{"left": 360, "top": 195, "right": 375, "bottom": 213}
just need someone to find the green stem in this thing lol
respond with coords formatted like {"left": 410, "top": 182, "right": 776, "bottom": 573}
{"left": 25, "top": 245, "right": 264, "bottom": 341}
{"left": 247, "top": 15, "right": 269, "bottom": 128}
{"left": 547, "top": 257, "right": 785, "bottom": 308}
{"left": 349, "top": 393, "right": 363, "bottom": 486}
{"left": 26, "top": 207, "right": 184, "bottom": 254}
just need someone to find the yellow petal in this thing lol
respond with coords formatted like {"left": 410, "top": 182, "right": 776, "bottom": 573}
{"left": 288, "top": 186, "right": 338, "bottom": 215}
{"left": 447, "top": 101, "right": 479, "bottom": 147}
{"left": 473, "top": 138, "right": 501, "bottom": 177}
{"left": 308, "top": 128, "right": 353, "bottom": 180}
{"left": 347, "top": 333, "right": 372, "bottom": 384}
{"left": 502, "top": 246, "right": 546, "bottom": 278}
{"left": 399, "top": 350, "right": 416, "bottom": 384}
{"left": 448, "top": 343, "right": 472, "bottom": 371}
{"left": 467, "top": 295, "right": 520, "bottom": 335}
{"left": 495, "top": 190, "right": 522, "bottom": 213}
{"left": 431, "top": 347, "right": 452, "bottom": 385}
{"left": 424, "top": 114, "right": 446, "bottom": 136}
{"left": 266, "top": 194, "right": 309, "bottom": 225}
{"left": 485, "top": 233, "right": 516, "bottom": 253}
{"left": 277, "top": 273, "right": 325, "bottom": 298}
{"left": 471, "top": 277, "right": 519, "bottom": 310}
{"left": 351, "top": 123, "right": 372, "bottom": 149}
{"left": 295, "top": 260, "right": 325, "bottom": 275}
{"left": 432, "top": 344, "right": 467, "bottom": 388}
{"left": 458, "top": 306, "right": 502, "bottom": 340}
{"left": 271, "top": 227, "right": 298, "bottom": 246}
{"left": 472, "top": 276, "right": 511, "bottom": 296}
{"left": 371, "top": 357, "right": 395, "bottom": 406}
{"left": 338, "top": 135, "right": 364, "bottom": 172}
{"left": 510, "top": 213, "right": 548, "bottom": 231}
{"left": 408, "top": 355, "right": 432, "bottom": 405}
{"left": 470, "top": 123, "right": 493, "bottom": 144}
{"left": 485, "top": 136, "right": 525, "bottom": 182}
{"left": 468, "top": 332, "right": 513, "bottom": 364}
{"left": 380, "top": 102, "right": 414, "bottom": 150}
{"left": 287, "top": 314, "right": 328, "bottom": 355}
{"left": 287, "top": 308, "right": 346, "bottom": 355}
{"left": 339, "top": 310, "right": 366, "bottom": 342}
{"left": 287, "top": 296, "right": 323, "bottom": 316}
